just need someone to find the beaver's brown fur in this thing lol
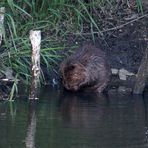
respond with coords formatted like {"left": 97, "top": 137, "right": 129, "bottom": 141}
{"left": 60, "top": 44, "right": 111, "bottom": 93}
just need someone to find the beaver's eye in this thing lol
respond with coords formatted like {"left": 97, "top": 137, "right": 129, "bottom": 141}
{"left": 67, "top": 65, "right": 75, "bottom": 71}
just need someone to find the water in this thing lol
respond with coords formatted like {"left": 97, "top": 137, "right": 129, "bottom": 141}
{"left": 0, "top": 86, "right": 148, "bottom": 148}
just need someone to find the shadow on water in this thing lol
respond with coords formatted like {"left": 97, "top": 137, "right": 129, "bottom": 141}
{"left": 1, "top": 85, "right": 148, "bottom": 148}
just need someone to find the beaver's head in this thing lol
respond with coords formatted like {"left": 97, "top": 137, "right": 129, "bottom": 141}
{"left": 60, "top": 62, "right": 86, "bottom": 91}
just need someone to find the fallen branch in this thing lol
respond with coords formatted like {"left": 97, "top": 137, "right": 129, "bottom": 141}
{"left": 133, "top": 43, "right": 148, "bottom": 94}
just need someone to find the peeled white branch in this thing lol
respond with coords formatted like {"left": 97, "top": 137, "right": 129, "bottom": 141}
{"left": 29, "top": 30, "right": 41, "bottom": 100}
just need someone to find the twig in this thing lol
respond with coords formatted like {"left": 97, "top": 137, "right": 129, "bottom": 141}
{"left": 75, "top": 13, "right": 148, "bottom": 35}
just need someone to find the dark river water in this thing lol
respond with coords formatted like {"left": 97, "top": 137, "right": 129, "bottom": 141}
{"left": 0, "top": 85, "right": 148, "bottom": 148}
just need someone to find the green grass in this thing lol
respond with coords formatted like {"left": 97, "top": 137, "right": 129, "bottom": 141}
{"left": 0, "top": 0, "right": 96, "bottom": 81}
{"left": 136, "top": 0, "right": 144, "bottom": 14}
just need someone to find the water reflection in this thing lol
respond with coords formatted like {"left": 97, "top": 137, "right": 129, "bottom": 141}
{"left": 58, "top": 92, "right": 108, "bottom": 127}
{"left": 0, "top": 86, "right": 148, "bottom": 148}
{"left": 143, "top": 94, "right": 148, "bottom": 146}
{"left": 58, "top": 92, "right": 146, "bottom": 148}
{"left": 25, "top": 102, "right": 37, "bottom": 148}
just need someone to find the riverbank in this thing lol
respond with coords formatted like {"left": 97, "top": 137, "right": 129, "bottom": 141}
{"left": 0, "top": 1, "right": 147, "bottom": 99}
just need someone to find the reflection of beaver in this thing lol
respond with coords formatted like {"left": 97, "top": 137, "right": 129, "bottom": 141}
{"left": 58, "top": 92, "right": 107, "bottom": 124}
{"left": 60, "top": 44, "right": 111, "bottom": 93}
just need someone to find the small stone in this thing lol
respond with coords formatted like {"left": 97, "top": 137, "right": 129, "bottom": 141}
{"left": 119, "top": 68, "right": 135, "bottom": 80}
{"left": 111, "top": 68, "right": 119, "bottom": 75}
{"left": 119, "top": 69, "right": 127, "bottom": 80}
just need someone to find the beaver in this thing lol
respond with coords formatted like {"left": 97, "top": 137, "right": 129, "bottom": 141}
{"left": 60, "top": 44, "right": 111, "bottom": 93}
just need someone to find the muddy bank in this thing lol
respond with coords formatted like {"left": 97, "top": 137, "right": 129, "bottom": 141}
{"left": 102, "top": 17, "right": 147, "bottom": 73}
